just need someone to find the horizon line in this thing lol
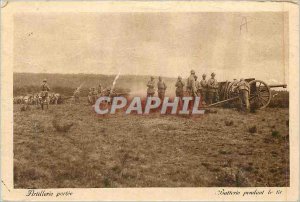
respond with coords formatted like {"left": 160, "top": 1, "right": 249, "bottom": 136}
{"left": 13, "top": 71, "right": 180, "bottom": 79}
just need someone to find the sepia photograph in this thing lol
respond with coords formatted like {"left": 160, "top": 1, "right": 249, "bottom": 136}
{"left": 1, "top": 1, "right": 299, "bottom": 201}
{"left": 12, "top": 11, "right": 290, "bottom": 188}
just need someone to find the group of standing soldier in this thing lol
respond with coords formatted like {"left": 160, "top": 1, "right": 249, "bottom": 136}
{"left": 147, "top": 76, "right": 167, "bottom": 100}
{"left": 185, "top": 70, "right": 219, "bottom": 105}
{"left": 86, "top": 84, "right": 104, "bottom": 104}
{"left": 146, "top": 70, "right": 251, "bottom": 112}
{"left": 147, "top": 70, "right": 219, "bottom": 105}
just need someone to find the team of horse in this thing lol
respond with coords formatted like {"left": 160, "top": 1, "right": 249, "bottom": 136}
{"left": 14, "top": 93, "right": 62, "bottom": 110}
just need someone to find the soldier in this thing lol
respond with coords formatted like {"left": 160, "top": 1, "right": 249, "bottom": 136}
{"left": 34, "top": 94, "right": 39, "bottom": 105}
{"left": 40, "top": 79, "right": 50, "bottom": 110}
{"left": 231, "top": 78, "right": 239, "bottom": 93}
{"left": 207, "top": 72, "right": 219, "bottom": 104}
{"left": 88, "top": 87, "right": 97, "bottom": 104}
{"left": 175, "top": 76, "right": 185, "bottom": 98}
{"left": 200, "top": 74, "right": 208, "bottom": 105}
{"left": 97, "top": 84, "right": 102, "bottom": 97}
{"left": 147, "top": 76, "right": 155, "bottom": 97}
{"left": 92, "top": 87, "right": 98, "bottom": 104}
{"left": 237, "top": 78, "right": 250, "bottom": 112}
{"left": 157, "top": 76, "right": 167, "bottom": 100}
{"left": 73, "top": 87, "right": 80, "bottom": 103}
{"left": 186, "top": 70, "right": 197, "bottom": 97}
{"left": 41, "top": 79, "right": 50, "bottom": 94}
{"left": 88, "top": 88, "right": 93, "bottom": 104}
{"left": 194, "top": 75, "right": 201, "bottom": 96}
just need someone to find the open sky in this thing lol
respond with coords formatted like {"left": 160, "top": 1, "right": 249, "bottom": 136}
{"left": 14, "top": 12, "right": 288, "bottom": 84}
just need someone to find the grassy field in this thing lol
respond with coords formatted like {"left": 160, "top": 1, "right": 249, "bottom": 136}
{"left": 14, "top": 103, "right": 289, "bottom": 188}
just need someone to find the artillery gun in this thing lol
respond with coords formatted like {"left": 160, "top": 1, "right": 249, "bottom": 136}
{"left": 101, "top": 87, "right": 130, "bottom": 99}
{"left": 87, "top": 87, "right": 130, "bottom": 105}
{"left": 210, "top": 78, "right": 287, "bottom": 109}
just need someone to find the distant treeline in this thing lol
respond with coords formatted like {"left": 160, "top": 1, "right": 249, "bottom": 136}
{"left": 13, "top": 72, "right": 176, "bottom": 97}
{"left": 14, "top": 85, "right": 89, "bottom": 97}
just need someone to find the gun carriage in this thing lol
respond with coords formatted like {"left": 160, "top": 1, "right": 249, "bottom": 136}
{"left": 210, "top": 78, "right": 287, "bottom": 109}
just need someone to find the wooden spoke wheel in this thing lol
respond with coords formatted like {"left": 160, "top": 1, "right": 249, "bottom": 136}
{"left": 249, "top": 80, "right": 271, "bottom": 109}
{"left": 227, "top": 83, "right": 239, "bottom": 99}
{"left": 224, "top": 82, "right": 239, "bottom": 107}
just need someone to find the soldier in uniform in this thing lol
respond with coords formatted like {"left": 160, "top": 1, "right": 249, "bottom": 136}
{"left": 194, "top": 75, "right": 201, "bottom": 96}
{"left": 157, "top": 76, "right": 167, "bottom": 100}
{"left": 88, "top": 88, "right": 93, "bottom": 104}
{"left": 40, "top": 79, "right": 50, "bottom": 110}
{"left": 147, "top": 76, "right": 155, "bottom": 97}
{"left": 32, "top": 93, "right": 38, "bottom": 105}
{"left": 207, "top": 72, "right": 219, "bottom": 104}
{"left": 41, "top": 79, "right": 50, "bottom": 94}
{"left": 237, "top": 78, "right": 250, "bottom": 112}
{"left": 200, "top": 74, "right": 208, "bottom": 105}
{"left": 97, "top": 84, "right": 103, "bottom": 97}
{"left": 231, "top": 78, "right": 239, "bottom": 93}
{"left": 88, "top": 87, "right": 97, "bottom": 104}
{"left": 88, "top": 88, "right": 92, "bottom": 95}
{"left": 73, "top": 87, "right": 80, "bottom": 103}
{"left": 175, "top": 76, "right": 185, "bottom": 98}
{"left": 92, "top": 87, "right": 98, "bottom": 104}
{"left": 186, "top": 70, "right": 197, "bottom": 97}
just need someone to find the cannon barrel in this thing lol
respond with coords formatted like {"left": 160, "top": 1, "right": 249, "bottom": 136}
{"left": 268, "top": 84, "right": 287, "bottom": 88}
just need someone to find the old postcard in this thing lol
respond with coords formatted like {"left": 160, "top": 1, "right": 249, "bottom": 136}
{"left": 1, "top": 1, "right": 299, "bottom": 201}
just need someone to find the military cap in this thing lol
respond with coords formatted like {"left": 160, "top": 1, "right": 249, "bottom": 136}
{"left": 43, "top": 79, "right": 47, "bottom": 82}
{"left": 211, "top": 72, "right": 216, "bottom": 76}
{"left": 202, "top": 74, "right": 206, "bottom": 77}
{"left": 191, "top": 70, "right": 195, "bottom": 74}
{"left": 151, "top": 76, "right": 154, "bottom": 79}
{"left": 178, "top": 76, "right": 182, "bottom": 79}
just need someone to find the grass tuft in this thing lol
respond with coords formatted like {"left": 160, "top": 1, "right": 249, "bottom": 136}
{"left": 248, "top": 126, "right": 257, "bottom": 133}
{"left": 214, "top": 170, "right": 249, "bottom": 187}
{"left": 225, "top": 120, "right": 234, "bottom": 126}
{"left": 271, "top": 130, "right": 280, "bottom": 138}
{"left": 52, "top": 118, "right": 74, "bottom": 132}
